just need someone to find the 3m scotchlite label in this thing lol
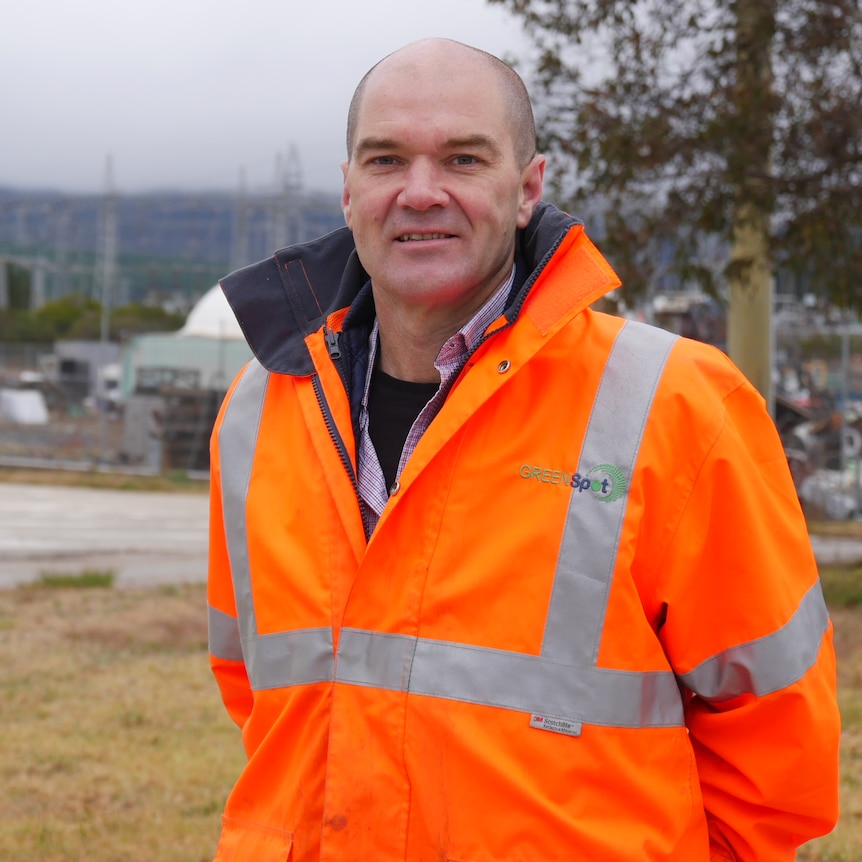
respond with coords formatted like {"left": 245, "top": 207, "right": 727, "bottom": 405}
{"left": 529, "top": 714, "right": 583, "bottom": 737}
{"left": 543, "top": 321, "right": 677, "bottom": 665}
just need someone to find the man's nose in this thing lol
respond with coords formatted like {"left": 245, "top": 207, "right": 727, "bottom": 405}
{"left": 396, "top": 160, "right": 449, "bottom": 210}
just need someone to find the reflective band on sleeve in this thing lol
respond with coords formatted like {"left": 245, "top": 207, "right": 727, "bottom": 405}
{"left": 216, "top": 363, "right": 339, "bottom": 690}
{"left": 679, "top": 581, "right": 830, "bottom": 701}
{"left": 218, "top": 360, "right": 268, "bottom": 640}
{"left": 336, "top": 628, "right": 684, "bottom": 728}
{"left": 208, "top": 603, "right": 244, "bottom": 662}
{"left": 543, "top": 321, "right": 677, "bottom": 665}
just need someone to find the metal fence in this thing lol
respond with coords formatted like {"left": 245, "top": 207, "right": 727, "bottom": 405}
{"left": 1, "top": 329, "right": 861, "bottom": 517}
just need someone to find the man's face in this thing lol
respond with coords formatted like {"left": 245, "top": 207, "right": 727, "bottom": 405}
{"left": 341, "top": 50, "right": 544, "bottom": 321}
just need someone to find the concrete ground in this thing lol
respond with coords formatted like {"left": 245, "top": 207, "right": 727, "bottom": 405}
{"left": 0, "top": 482, "right": 209, "bottom": 589}
{"left": 1, "top": 481, "right": 861, "bottom": 591}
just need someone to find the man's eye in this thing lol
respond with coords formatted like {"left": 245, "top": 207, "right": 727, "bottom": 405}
{"left": 372, "top": 156, "right": 398, "bottom": 166}
{"left": 452, "top": 155, "right": 479, "bottom": 166}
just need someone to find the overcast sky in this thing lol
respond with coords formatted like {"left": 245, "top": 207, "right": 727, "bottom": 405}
{"left": 2, "top": 0, "right": 529, "bottom": 196}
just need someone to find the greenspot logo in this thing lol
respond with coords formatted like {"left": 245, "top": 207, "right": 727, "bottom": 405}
{"left": 519, "top": 463, "right": 627, "bottom": 502}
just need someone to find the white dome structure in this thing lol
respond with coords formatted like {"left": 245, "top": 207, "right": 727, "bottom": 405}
{"left": 179, "top": 285, "right": 244, "bottom": 340}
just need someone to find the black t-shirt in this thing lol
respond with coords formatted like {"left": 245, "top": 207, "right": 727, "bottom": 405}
{"left": 367, "top": 369, "right": 439, "bottom": 491}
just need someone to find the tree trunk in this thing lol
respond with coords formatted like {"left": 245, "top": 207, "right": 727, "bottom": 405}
{"left": 726, "top": 0, "right": 776, "bottom": 414}
{"left": 727, "top": 202, "right": 774, "bottom": 413}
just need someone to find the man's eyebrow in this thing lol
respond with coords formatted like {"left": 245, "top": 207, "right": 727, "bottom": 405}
{"left": 353, "top": 134, "right": 503, "bottom": 159}
{"left": 444, "top": 135, "right": 503, "bottom": 158}
{"left": 353, "top": 137, "right": 398, "bottom": 158}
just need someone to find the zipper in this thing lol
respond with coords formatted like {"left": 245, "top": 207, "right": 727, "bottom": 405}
{"left": 315, "top": 328, "right": 362, "bottom": 513}
{"left": 324, "top": 325, "right": 352, "bottom": 396}
{"left": 324, "top": 327, "right": 342, "bottom": 361}
{"left": 311, "top": 374, "right": 361, "bottom": 497}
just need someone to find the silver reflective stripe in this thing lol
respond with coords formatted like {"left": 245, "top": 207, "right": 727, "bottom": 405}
{"left": 544, "top": 320, "right": 677, "bottom": 664}
{"left": 209, "top": 603, "right": 244, "bottom": 662}
{"left": 216, "top": 320, "right": 828, "bottom": 730}
{"left": 337, "top": 628, "right": 684, "bottom": 728}
{"left": 247, "top": 628, "right": 335, "bottom": 690}
{"left": 218, "top": 359, "right": 269, "bottom": 656}
{"left": 217, "top": 362, "right": 338, "bottom": 691}
{"left": 680, "top": 581, "right": 830, "bottom": 701}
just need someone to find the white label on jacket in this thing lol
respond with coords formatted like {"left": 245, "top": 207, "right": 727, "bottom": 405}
{"left": 529, "top": 714, "right": 583, "bottom": 737}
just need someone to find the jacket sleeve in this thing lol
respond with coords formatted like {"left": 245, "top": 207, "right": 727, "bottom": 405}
{"left": 654, "top": 359, "right": 840, "bottom": 861}
{"left": 207, "top": 387, "right": 254, "bottom": 730}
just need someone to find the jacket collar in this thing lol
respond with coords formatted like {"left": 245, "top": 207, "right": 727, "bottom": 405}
{"left": 220, "top": 201, "right": 582, "bottom": 376}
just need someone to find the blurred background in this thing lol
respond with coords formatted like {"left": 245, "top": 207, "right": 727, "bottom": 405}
{"left": 1, "top": 0, "right": 860, "bottom": 521}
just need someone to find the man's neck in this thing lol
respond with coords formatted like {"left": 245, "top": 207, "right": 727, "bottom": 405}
{"left": 371, "top": 270, "right": 515, "bottom": 383}
{"left": 375, "top": 308, "right": 447, "bottom": 383}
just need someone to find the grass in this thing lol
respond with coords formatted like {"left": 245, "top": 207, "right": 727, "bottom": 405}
{"left": 809, "top": 519, "right": 862, "bottom": 541}
{"left": 799, "top": 569, "right": 862, "bottom": 861}
{"left": 0, "top": 466, "right": 208, "bottom": 494}
{"left": 0, "top": 575, "right": 859, "bottom": 860}
{"left": 35, "top": 569, "right": 116, "bottom": 589}
{"left": 0, "top": 582, "right": 243, "bottom": 862}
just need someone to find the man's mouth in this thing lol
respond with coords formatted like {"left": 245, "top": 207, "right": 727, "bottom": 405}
{"left": 396, "top": 232, "right": 453, "bottom": 242}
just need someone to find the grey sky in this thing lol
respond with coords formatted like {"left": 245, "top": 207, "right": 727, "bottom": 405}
{"left": 3, "top": 0, "right": 527, "bottom": 195}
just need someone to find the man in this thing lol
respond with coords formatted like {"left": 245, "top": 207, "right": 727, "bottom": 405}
{"left": 207, "top": 38, "right": 840, "bottom": 861}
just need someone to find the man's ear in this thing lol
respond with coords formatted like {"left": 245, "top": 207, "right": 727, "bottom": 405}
{"left": 517, "top": 155, "right": 546, "bottom": 229}
{"left": 341, "top": 161, "right": 352, "bottom": 228}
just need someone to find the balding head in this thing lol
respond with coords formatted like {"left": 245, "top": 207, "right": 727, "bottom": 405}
{"left": 346, "top": 39, "right": 537, "bottom": 168}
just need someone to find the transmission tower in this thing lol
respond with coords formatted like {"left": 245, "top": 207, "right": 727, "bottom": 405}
{"left": 284, "top": 142, "right": 304, "bottom": 244}
{"left": 97, "top": 155, "right": 118, "bottom": 342}
{"left": 266, "top": 143, "right": 306, "bottom": 251}
{"left": 231, "top": 167, "right": 250, "bottom": 270}
{"left": 268, "top": 152, "right": 287, "bottom": 252}
{"left": 53, "top": 203, "right": 70, "bottom": 300}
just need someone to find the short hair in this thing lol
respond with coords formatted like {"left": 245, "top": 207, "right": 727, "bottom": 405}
{"left": 345, "top": 39, "right": 537, "bottom": 168}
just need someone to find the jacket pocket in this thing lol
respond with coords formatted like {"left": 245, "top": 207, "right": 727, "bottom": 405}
{"left": 214, "top": 816, "right": 293, "bottom": 861}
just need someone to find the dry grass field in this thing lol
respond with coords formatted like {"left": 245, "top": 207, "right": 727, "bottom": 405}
{"left": 1, "top": 569, "right": 859, "bottom": 861}
{"left": 800, "top": 555, "right": 862, "bottom": 862}
{"left": 0, "top": 470, "right": 860, "bottom": 860}
{"left": 0, "top": 581, "right": 243, "bottom": 861}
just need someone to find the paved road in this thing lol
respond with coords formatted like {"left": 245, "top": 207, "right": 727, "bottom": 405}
{"left": 0, "top": 482, "right": 209, "bottom": 589}
{"left": 1, "top": 482, "right": 861, "bottom": 590}
{"left": 809, "top": 533, "right": 862, "bottom": 567}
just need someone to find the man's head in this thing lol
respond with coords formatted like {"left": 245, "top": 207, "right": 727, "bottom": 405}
{"left": 341, "top": 39, "right": 545, "bottom": 326}
{"left": 346, "top": 40, "right": 538, "bottom": 170}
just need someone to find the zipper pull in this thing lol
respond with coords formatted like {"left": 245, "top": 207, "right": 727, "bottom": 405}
{"left": 324, "top": 327, "right": 342, "bottom": 360}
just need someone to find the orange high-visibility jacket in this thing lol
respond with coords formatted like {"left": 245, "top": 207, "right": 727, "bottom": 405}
{"left": 208, "top": 202, "right": 840, "bottom": 861}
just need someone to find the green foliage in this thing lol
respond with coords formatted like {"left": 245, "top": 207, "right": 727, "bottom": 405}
{"left": 34, "top": 294, "right": 101, "bottom": 337}
{"left": 109, "top": 303, "right": 184, "bottom": 338}
{"left": 0, "top": 310, "right": 51, "bottom": 341}
{"left": 0, "top": 294, "right": 184, "bottom": 343}
{"left": 489, "top": 0, "right": 862, "bottom": 310}
{"left": 5, "top": 263, "right": 32, "bottom": 310}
